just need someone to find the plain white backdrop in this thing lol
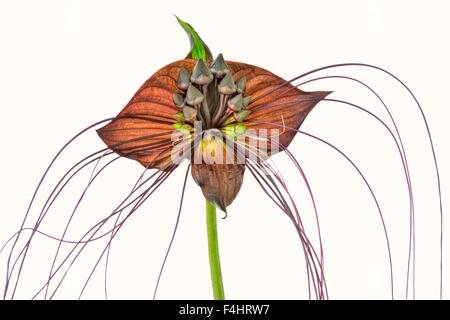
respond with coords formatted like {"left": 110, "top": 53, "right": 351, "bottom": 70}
{"left": 0, "top": 0, "right": 449, "bottom": 299}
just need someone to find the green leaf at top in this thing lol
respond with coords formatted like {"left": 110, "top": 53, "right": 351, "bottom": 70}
{"left": 175, "top": 15, "right": 213, "bottom": 63}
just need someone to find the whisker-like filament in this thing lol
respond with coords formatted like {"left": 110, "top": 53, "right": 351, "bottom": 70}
{"left": 246, "top": 160, "right": 326, "bottom": 299}
{"left": 250, "top": 63, "right": 442, "bottom": 297}
{"left": 2, "top": 17, "right": 441, "bottom": 301}
{"left": 246, "top": 118, "right": 394, "bottom": 298}
{"left": 245, "top": 162, "right": 319, "bottom": 297}
{"left": 44, "top": 152, "right": 120, "bottom": 299}
{"left": 75, "top": 168, "right": 176, "bottom": 300}
{"left": 36, "top": 166, "right": 175, "bottom": 299}
{"left": 231, "top": 135, "right": 327, "bottom": 298}
{"left": 2, "top": 113, "right": 191, "bottom": 299}
{"left": 5, "top": 132, "right": 181, "bottom": 299}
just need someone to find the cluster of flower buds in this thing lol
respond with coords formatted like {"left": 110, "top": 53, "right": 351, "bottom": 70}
{"left": 172, "top": 54, "right": 251, "bottom": 137}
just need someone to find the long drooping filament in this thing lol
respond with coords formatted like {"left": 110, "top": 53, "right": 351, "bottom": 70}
{"left": 1, "top": 116, "right": 190, "bottom": 299}
{"left": 247, "top": 71, "right": 439, "bottom": 298}
{"left": 248, "top": 63, "right": 441, "bottom": 298}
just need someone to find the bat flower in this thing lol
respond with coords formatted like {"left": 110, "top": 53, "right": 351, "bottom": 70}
{"left": 97, "top": 22, "right": 330, "bottom": 213}
{"left": 2, "top": 16, "right": 442, "bottom": 301}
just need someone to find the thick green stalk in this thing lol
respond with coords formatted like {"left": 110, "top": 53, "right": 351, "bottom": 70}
{"left": 206, "top": 200, "right": 225, "bottom": 300}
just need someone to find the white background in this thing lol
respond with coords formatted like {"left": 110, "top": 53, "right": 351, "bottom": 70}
{"left": 0, "top": 0, "right": 449, "bottom": 299}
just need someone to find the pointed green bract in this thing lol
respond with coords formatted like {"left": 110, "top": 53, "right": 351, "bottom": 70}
{"left": 175, "top": 15, "right": 212, "bottom": 62}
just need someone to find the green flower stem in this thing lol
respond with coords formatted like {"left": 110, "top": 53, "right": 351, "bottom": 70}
{"left": 206, "top": 200, "right": 225, "bottom": 300}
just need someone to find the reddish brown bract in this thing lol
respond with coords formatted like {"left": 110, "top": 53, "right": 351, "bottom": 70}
{"left": 97, "top": 58, "right": 329, "bottom": 209}
{"left": 98, "top": 58, "right": 329, "bottom": 167}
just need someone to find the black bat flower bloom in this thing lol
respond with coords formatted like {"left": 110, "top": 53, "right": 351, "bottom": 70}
{"left": 1, "top": 17, "right": 442, "bottom": 301}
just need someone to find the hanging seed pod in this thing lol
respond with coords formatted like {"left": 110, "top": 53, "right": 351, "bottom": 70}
{"left": 190, "top": 59, "right": 214, "bottom": 85}
{"left": 177, "top": 67, "right": 191, "bottom": 90}
{"left": 218, "top": 73, "right": 237, "bottom": 95}
{"left": 185, "top": 84, "right": 204, "bottom": 105}
{"left": 210, "top": 53, "right": 229, "bottom": 78}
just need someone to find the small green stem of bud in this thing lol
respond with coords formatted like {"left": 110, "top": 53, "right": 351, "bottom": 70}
{"left": 206, "top": 200, "right": 225, "bottom": 300}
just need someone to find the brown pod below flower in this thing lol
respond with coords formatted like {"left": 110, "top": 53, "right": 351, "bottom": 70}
{"left": 191, "top": 163, "right": 245, "bottom": 212}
